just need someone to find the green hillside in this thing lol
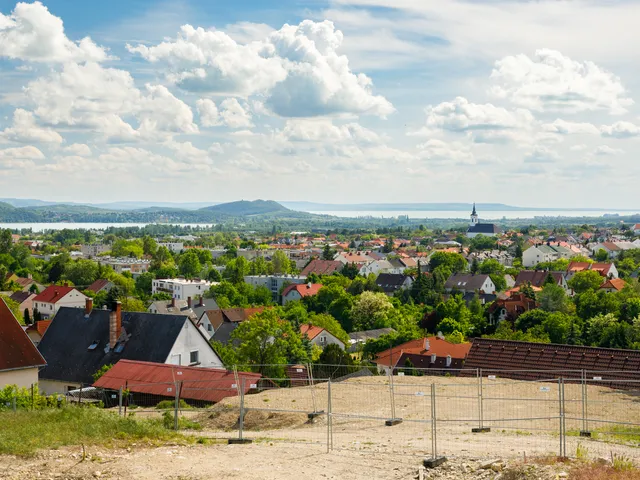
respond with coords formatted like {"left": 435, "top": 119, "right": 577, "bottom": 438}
{"left": 199, "top": 200, "right": 291, "bottom": 216}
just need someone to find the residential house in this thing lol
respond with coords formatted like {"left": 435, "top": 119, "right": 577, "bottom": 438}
{"left": 600, "top": 278, "right": 626, "bottom": 293}
{"left": 0, "top": 298, "right": 47, "bottom": 388}
{"left": 374, "top": 336, "right": 472, "bottom": 374}
{"left": 487, "top": 293, "right": 538, "bottom": 325}
{"left": 4, "top": 273, "right": 38, "bottom": 292}
{"left": 37, "top": 300, "right": 224, "bottom": 394}
{"left": 32, "top": 285, "right": 88, "bottom": 320}
{"left": 300, "top": 324, "right": 345, "bottom": 350}
{"left": 93, "top": 360, "right": 261, "bottom": 406}
{"left": 199, "top": 307, "right": 265, "bottom": 341}
{"left": 633, "top": 224, "right": 640, "bottom": 236}
{"left": 157, "top": 242, "right": 184, "bottom": 253}
{"left": 86, "top": 279, "right": 114, "bottom": 295}
{"left": 376, "top": 273, "right": 413, "bottom": 296}
{"left": 282, "top": 283, "right": 322, "bottom": 305}
{"left": 148, "top": 297, "right": 197, "bottom": 321}
{"left": 348, "top": 328, "right": 395, "bottom": 355}
{"left": 444, "top": 273, "right": 496, "bottom": 295}
{"left": 590, "top": 242, "right": 624, "bottom": 259}
{"left": 23, "top": 320, "right": 51, "bottom": 346}
{"left": 300, "top": 259, "right": 343, "bottom": 277}
{"left": 100, "top": 257, "right": 151, "bottom": 277}
{"left": 566, "top": 262, "right": 618, "bottom": 281}
{"left": 522, "top": 244, "right": 575, "bottom": 268}
{"left": 80, "top": 243, "right": 110, "bottom": 258}
{"left": 514, "top": 270, "right": 568, "bottom": 290}
{"left": 334, "top": 251, "right": 376, "bottom": 265}
{"left": 243, "top": 274, "right": 306, "bottom": 302}
{"left": 152, "top": 278, "right": 213, "bottom": 300}
{"left": 359, "top": 259, "right": 397, "bottom": 277}
{"left": 9, "top": 291, "right": 36, "bottom": 317}
{"left": 466, "top": 204, "right": 500, "bottom": 238}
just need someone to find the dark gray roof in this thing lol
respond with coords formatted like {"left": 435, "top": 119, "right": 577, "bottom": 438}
{"left": 444, "top": 273, "right": 492, "bottom": 291}
{"left": 210, "top": 322, "right": 239, "bottom": 346}
{"left": 37, "top": 307, "right": 190, "bottom": 384}
{"left": 376, "top": 273, "right": 411, "bottom": 293}
{"left": 467, "top": 223, "right": 500, "bottom": 234}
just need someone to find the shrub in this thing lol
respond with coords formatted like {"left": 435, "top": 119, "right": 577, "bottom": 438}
{"left": 0, "top": 384, "right": 61, "bottom": 411}
{"left": 156, "top": 399, "right": 190, "bottom": 410}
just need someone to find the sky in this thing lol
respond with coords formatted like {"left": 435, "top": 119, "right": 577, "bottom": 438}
{"left": 1, "top": 0, "right": 640, "bottom": 207}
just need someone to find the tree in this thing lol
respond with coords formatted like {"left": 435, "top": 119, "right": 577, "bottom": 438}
{"left": 63, "top": 259, "right": 99, "bottom": 287}
{"left": 0, "top": 229, "right": 12, "bottom": 255}
{"left": 595, "top": 249, "right": 609, "bottom": 262}
{"left": 350, "top": 291, "right": 394, "bottom": 331}
{"left": 429, "top": 252, "right": 467, "bottom": 273}
{"left": 178, "top": 250, "right": 202, "bottom": 279}
{"left": 271, "top": 250, "right": 291, "bottom": 275}
{"left": 568, "top": 270, "right": 604, "bottom": 294}
{"left": 227, "top": 309, "right": 309, "bottom": 377}
{"left": 0, "top": 295, "right": 23, "bottom": 324}
{"left": 322, "top": 244, "right": 334, "bottom": 261}
{"left": 111, "top": 239, "right": 144, "bottom": 258}
{"left": 142, "top": 236, "right": 158, "bottom": 256}
{"left": 538, "top": 284, "right": 571, "bottom": 313}
{"left": 92, "top": 363, "right": 114, "bottom": 383}
{"left": 135, "top": 272, "right": 155, "bottom": 295}
{"left": 490, "top": 273, "right": 507, "bottom": 292}
{"left": 307, "top": 313, "right": 350, "bottom": 345}
{"left": 224, "top": 257, "right": 249, "bottom": 284}
{"left": 515, "top": 244, "right": 523, "bottom": 260}
{"left": 542, "top": 312, "right": 573, "bottom": 344}
{"left": 470, "top": 258, "right": 479, "bottom": 274}
{"left": 341, "top": 262, "right": 359, "bottom": 280}
{"left": 23, "top": 308, "right": 31, "bottom": 326}
{"left": 383, "top": 236, "right": 394, "bottom": 253}
{"left": 515, "top": 309, "right": 549, "bottom": 331}
{"left": 317, "top": 343, "right": 353, "bottom": 367}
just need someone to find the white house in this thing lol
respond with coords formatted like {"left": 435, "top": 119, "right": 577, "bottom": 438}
{"left": 32, "top": 285, "right": 88, "bottom": 320}
{"left": 300, "top": 324, "right": 345, "bottom": 350}
{"left": 157, "top": 242, "right": 184, "bottom": 253}
{"left": 152, "top": 278, "right": 214, "bottom": 300}
{"left": 522, "top": 244, "right": 575, "bottom": 267}
{"left": 282, "top": 283, "right": 322, "bottom": 305}
{"left": 37, "top": 300, "right": 223, "bottom": 394}
{"left": 444, "top": 273, "right": 496, "bottom": 294}
{"left": 244, "top": 274, "right": 307, "bottom": 302}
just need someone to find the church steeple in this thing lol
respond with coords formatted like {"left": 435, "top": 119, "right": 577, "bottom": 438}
{"left": 470, "top": 203, "right": 479, "bottom": 226}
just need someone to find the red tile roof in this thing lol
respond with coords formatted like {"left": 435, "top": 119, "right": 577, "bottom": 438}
{"left": 93, "top": 360, "right": 261, "bottom": 404}
{"left": 0, "top": 298, "right": 46, "bottom": 372}
{"left": 300, "top": 259, "right": 343, "bottom": 276}
{"left": 36, "top": 320, "right": 52, "bottom": 337}
{"left": 282, "top": 283, "right": 323, "bottom": 299}
{"left": 33, "top": 285, "right": 76, "bottom": 304}
{"left": 87, "top": 279, "right": 112, "bottom": 293}
{"left": 600, "top": 278, "right": 626, "bottom": 291}
{"left": 375, "top": 337, "right": 472, "bottom": 368}
{"left": 300, "top": 324, "right": 325, "bottom": 340}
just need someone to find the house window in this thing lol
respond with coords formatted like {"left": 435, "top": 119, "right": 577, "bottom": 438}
{"left": 446, "top": 355, "right": 452, "bottom": 367}
{"left": 207, "top": 324, "right": 213, "bottom": 332}
{"left": 190, "top": 351, "right": 199, "bottom": 365}
{"left": 319, "top": 336, "right": 327, "bottom": 345}
{"left": 430, "top": 354, "right": 436, "bottom": 363}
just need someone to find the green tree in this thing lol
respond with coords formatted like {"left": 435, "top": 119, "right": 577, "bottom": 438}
{"left": 568, "top": 270, "right": 604, "bottom": 294}
{"left": 307, "top": 313, "right": 350, "bottom": 345}
{"left": 479, "top": 259, "right": 505, "bottom": 276}
{"left": 595, "top": 249, "right": 609, "bottom": 262}
{"left": 63, "top": 259, "right": 99, "bottom": 287}
{"left": 92, "top": 363, "right": 114, "bottom": 383}
{"left": 541, "top": 312, "right": 573, "bottom": 344}
{"left": 224, "top": 257, "right": 249, "bottom": 284}
{"left": 0, "top": 295, "right": 24, "bottom": 324}
{"left": 178, "top": 250, "right": 202, "bottom": 279}
{"left": 0, "top": 229, "right": 12, "bottom": 255}
{"left": 515, "top": 309, "right": 549, "bottom": 331}
{"left": 135, "top": 272, "right": 155, "bottom": 295}
{"left": 429, "top": 251, "right": 467, "bottom": 273}
{"left": 322, "top": 244, "right": 334, "bottom": 261}
{"left": 350, "top": 291, "right": 394, "bottom": 331}
{"left": 142, "top": 236, "right": 158, "bottom": 256}
{"left": 341, "top": 262, "right": 359, "bottom": 280}
{"left": 271, "top": 250, "right": 291, "bottom": 275}
{"left": 538, "top": 284, "right": 571, "bottom": 313}
{"left": 317, "top": 343, "right": 353, "bottom": 366}
{"left": 23, "top": 308, "right": 31, "bottom": 325}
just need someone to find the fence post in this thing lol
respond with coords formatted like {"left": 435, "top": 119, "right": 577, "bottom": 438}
{"left": 558, "top": 378, "right": 566, "bottom": 458}
{"left": 239, "top": 377, "right": 245, "bottom": 441}
{"left": 385, "top": 365, "right": 402, "bottom": 426}
{"left": 580, "top": 370, "right": 591, "bottom": 437}
{"left": 472, "top": 368, "right": 489, "bottom": 433}
{"left": 326, "top": 379, "right": 332, "bottom": 453}
{"left": 307, "top": 363, "right": 318, "bottom": 414}
{"left": 78, "top": 383, "right": 83, "bottom": 405}
{"left": 174, "top": 381, "right": 180, "bottom": 431}
{"left": 424, "top": 383, "right": 446, "bottom": 468}
{"left": 31, "top": 384, "right": 34, "bottom": 411}
{"left": 118, "top": 387, "right": 123, "bottom": 416}
{"left": 12, "top": 393, "right": 16, "bottom": 412}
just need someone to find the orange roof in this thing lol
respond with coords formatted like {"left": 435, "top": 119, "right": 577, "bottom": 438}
{"left": 374, "top": 337, "right": 472, "bottom": 367}
{"left": 36, "top": 320, "right": 52, "bottom": 337}
{"left": 504, "top": 285, "right": 542, "bottom": 297}
{"left": 567, "top": 262, "right": 591, "bottom": 272}
{"left": 300, "top": 324, "right": 325, "bottom": 340}
{"left": 33, "top": 285, "right": 76, "bottom": 304}
{"left": 282, "top": 283, "right": 323, "bottom": 298}
{"left": 600, "top": 278, "right": 626, "bottom": 291}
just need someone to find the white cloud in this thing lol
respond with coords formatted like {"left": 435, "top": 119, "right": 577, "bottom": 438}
{"left": 416, "top": 138, "right": 474, "bottom": 165}
{"left": 196, "top": 98, "right": 221, "bottom": 127}
{"left": 0, "top": 145, "right": 44, "bottom": 170}
{"left": 219, "top": 98, "right": 253, "bottom": 129}
{"left": 1, "top": 108, "right": 63, "bottom": 144}
{"left": 419, "top": 96, "right": 533, "bottom": 143}
{"left": 128, "top": 20, "right": 394, "bottom": 117}
{"left": 280, "top": 118, "right": 381, "bottom": 145}
{"left": 570, "top": 144, "right": 588, "bottom": 152}
{"left": 63, "top": 143, "right": 91, "bottom": 156}
{"left": 0, "top": 1, "right": 109, "bottom": 63}
{"left": 224, "top": 21, "right": 275, "bottom": 44}
{"left": 600, "top": 121, "right": 640, "bottom": 138}
{"left": 594, "top": 145, "right": 624, "bottom": 156}
{"left": 137, "top": 84, "right": 198, "bottom": 136}
{"left": 524, "top": 146, "right": 561, "bottom": 163}
{"left": 541, "top": 119, "right": 599, "bottom": 135}
{"left": 490, "top": 49, "right": 633, "bottom": 114}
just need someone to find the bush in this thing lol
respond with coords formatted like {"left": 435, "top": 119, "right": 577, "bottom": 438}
{"left": 0, "top": 384, "right": 61, "bottom": 411}
{"left": 156, "top": 399, "right": 190, "bottom": 410}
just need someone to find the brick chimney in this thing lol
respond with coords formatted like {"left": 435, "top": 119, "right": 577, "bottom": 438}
{"left": 187, "top": 296, "right": 192, "bottom": 309}
{"left": 198, "top": 295, "right": 204, "bottom": 307}
{"left": 171, "top": 297, "right": 176, "bottom": 308}
{"left": 85, "top": 298, "right": 93, "bottom": 317}
{"left": 109, "top": 301, "right": 122, "bottom": 349}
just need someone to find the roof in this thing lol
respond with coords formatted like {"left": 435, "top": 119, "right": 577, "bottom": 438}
{"left": 12, "top": 277, "right": 34, "bottom": 288}
{"left": 149, "top": 299, "right": 196, "bottom": 319}
{"left": 514, "top": 271, "right": 564, "bottom": 288}
{"left": 600, "top": 278, "right": 626, "bottom": 291}
{"left": 37, "top": 307, "right": 205, "bottom": 384}
{"left": 463, "top": 338, "right": 640, "bottom": 382}
{"left": 487, "top": 293, "right": 538, "bottom": 317}
{"left": 222, "top": 307, "right": 265, "bottom": 323}
{"left": 376, "top": 273, "right": 411, "bottom": 293}
{"left": 87, "top": 279, "right": 112, "bottom": 293}
{"left": 467, "top": 223, "right": 500, "bottom": 234}
{"left": 0, "top": 298, "right": 46, "bottom": 372}
{"left": 210, "top": 322, "right": 239, "bottom": 345}
{"left": 300, "top": 259, "right": 343, "bottom": 276}
{"left": 93, "top": 360, "right": 261, "bottom": 404}
{"left": 349, "top": 328, "right": 395, "bottom": 342}
{"left": 9, "top": 291, "right": 35, "bottom": 305}
{"left": 300, "top": 324, "right": 325, "bottom": 340}
{"left": 282, "top": 283, "right": 323, "bottom": 298}
{"left": 374, "top": 337, "right": 472, "bottom": 368}
{"left": 33, "top": 285, "right": 76, "bottom": 304}
{"left": 445, "top": 273, "right": 492, "bottom": 291}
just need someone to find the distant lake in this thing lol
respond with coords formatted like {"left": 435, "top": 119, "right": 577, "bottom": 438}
{"left": 0, "top": 222, "right": 215, "bottom": 232}
{"left": 307, "top": 210, "right": 638, "bottom": 220}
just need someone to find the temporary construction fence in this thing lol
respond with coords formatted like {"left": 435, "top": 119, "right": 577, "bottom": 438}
{"left": 54, "top": 365, "right": 640, "bottom": 462}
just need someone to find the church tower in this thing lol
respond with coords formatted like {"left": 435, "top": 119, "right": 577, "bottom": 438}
{"left": 470, "top": 203, "right": 479, "bottom": 227}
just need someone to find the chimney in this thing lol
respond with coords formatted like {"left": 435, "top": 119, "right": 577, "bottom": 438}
{"left": 187, "top": 296, "right": 192, "bottom": 309}
{"left": 171, "top": 297, "right": 176, "bottom": 308}
{"left": 109, "top": 301, "right": 122, "bottom": 349}
{"left": 85, "top": 298, "right": 93, "bottom": 316}
{"left": 424, "top": 338, "right": 430, "bottom": 351}
{"left": 198, "top": 295, "right": 204, "bottom": 307}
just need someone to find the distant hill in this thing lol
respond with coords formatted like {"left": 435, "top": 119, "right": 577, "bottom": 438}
{"left": 199, "top": 200, "right": 291, "bottom": 216}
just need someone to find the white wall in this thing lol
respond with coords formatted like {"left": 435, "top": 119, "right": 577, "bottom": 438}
{"left": 38, "top": 379, "right": 82, "bottom": 396}
{"left": 310, "top": 330, "right": 345, "bottom": 350}
{"left": 0, "top": 367, "right": 39, "bottom": 389}
{"left": 166, "top": 320, "right": 224, "bottom": 368}
{"left": 282, "top": 290, "right": 302, "bottom": 305}
{"left": 34, "top": 290, "right": 87, "bottom": 319}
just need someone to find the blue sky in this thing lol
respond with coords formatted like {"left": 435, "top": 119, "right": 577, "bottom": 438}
{"left": 1, "top": 0, "right": 640, "bottom": 207}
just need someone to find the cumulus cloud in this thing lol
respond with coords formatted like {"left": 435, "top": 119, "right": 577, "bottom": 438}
{"left": 280, "top": 118, "right": 381, "bottom": 145}
{"left": 1, "top": 109, "right": 63, "bottom": 144}
{"left": 419, "top": 96, "right": 533, "bottom": 143}
{"left": 490, "top": 49, "right": 633, "bottom": 114}
{"left": 541, "top": 119, "right": 599, "bottom": 135}
{"left": 219, "top": 98, "right": 253, "bottom": 128}
{"left": 416, "top": 139, "right": 474, "bottom": 165}
{"left": 196, "top": 98, "right": 221, "bottom": 127}
{"left": 600, "top": 121, "right": 640, "bottom": 138}
{"left": 0, "top": 1, "right": 109, "bottom": 63}
{"left": 524, "top": 146, "right": 561, "bottom": 163}
{"left": 594, "top": 145, "right": 624, "bottom": 156}
{"left": 62, "top": 143, "right": 91, "bottom": 156}
{"left": 0, "top": 145, "right": 44, "bottom": 170}
{"left": 128, "top": 20, "right": 394, "bottom": 117}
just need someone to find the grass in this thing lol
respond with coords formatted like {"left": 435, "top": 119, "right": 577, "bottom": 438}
{"left": 0, "top": 407, "right": 186, "bottom": 457}
{"left": 570, "top": 462, "right": 640, "bottom": 480}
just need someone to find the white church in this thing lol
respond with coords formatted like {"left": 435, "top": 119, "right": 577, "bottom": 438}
{"left": 466, "top": 204, "right": 500, "bottom": 238}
